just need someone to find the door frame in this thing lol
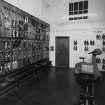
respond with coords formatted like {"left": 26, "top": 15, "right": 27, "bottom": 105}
{"left": 55, "top": 36, "right": 70, "bottom": 68}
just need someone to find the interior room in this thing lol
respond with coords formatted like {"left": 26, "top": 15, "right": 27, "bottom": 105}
{"left": 0, "top": 0, "right": 105, "bottom": 105}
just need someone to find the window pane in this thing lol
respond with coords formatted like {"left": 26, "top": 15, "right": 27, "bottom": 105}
{"left": 79, "top": 10, "right": 83, "bottom": 14}
{"left": 74, "top": 11, "right": 78, "bottom": 15}
{"left": 74, "top": 17, "right": 78, "bottom": 20}
{"left": 84, "top": 1, "right": 88, "bottom": 9}
{"left": 78, "top": 17, "right": 82, "bottom": 19}
{"left": 83, "top": 16, "right": 88, "bottom": 19}
{"left": 69, "top": 11, "right": 73, "bottom": 15}
{"left": 69, "top": 18, "right": 74, "bottom": 20}
{"left": 74, "top": 2, "right": 78, "bottom": 11}
{"left": 79, "top": 1, "right": 83, "bottom": 10}
{"left": 69, "top": 3, "right": 73, "bottom": 11}
{"left": 84, "top": 10, "right": 88, "bottom": 14}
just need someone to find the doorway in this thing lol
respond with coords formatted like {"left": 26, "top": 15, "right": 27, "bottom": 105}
{"left": 55, "top": 37, "right": 69, "bottom": 68}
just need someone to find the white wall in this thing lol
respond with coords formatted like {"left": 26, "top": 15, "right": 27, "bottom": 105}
{"left": 49, "top": 0, "right": 105, "bottom": 70}
{"left": 41, "top": 0, "right": 50, "bottom": 23}
{"left": 4, "top": 0, "right": 50, "bottom": 22}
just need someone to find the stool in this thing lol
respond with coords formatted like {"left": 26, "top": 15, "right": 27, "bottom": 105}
{"left": 79, "top": 73, "right": 96, "bottom": 105}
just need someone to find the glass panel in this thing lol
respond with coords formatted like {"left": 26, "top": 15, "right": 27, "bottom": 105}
{"left": 84, "top": 9, "right": 88, "bottom": 14}
{"left": 74, "top": 17, "right": 78, "bottom": 20}
{"left": 79, "top": 1, "right": 83, "bottom": 10}
{"left": 74, "top": 11, "right": 78, "bottom": 15}
{"left": 69, "top": 3, "right": 73, "bottom": 11}
{"left": 83, "top": 16, "right": 88, "bottom": 19}
{"left": 78, "top": 17, "right": 82, "bottom": 19}
{"left": 84, "top": 1, "right": 88, "bottom": 10}
{"left": 69, "top": 18, "right": 74, "bottom": 20}
{"left": 74, "top": 2, "right": 78, "bottom": 11}
{"left": 69, "top": 11, "right": 73, "bottom": 15}
{"left": 79, "top": 10, "right": 83, "bottom": 14}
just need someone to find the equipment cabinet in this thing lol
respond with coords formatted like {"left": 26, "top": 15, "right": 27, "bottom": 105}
{"left": 0, "top": 0, "right": 51, "bottom": 96}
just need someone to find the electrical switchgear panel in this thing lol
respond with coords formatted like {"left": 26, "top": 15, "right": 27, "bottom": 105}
{"left": 0, "top": 0, "right": 50, "bottom": 76}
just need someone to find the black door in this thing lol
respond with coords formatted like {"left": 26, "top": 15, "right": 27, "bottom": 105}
{"left": 56, "top": 37, "right": 69, "bottom": 68}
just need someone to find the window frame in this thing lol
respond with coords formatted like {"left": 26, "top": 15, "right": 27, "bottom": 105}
{"left": 69, "top": 0, "right": 88, "bottom": 20}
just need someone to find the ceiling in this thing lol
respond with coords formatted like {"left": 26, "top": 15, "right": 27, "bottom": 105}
{"left": 44, "top": 0, "right": 70, "bottom": 6}
{"left": 44, "top": 0, "right": 83, "bottom": 6}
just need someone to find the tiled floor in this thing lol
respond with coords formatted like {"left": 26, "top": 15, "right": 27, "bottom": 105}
{"left": 0, "top": 68, "right": 105, "bottom": 105}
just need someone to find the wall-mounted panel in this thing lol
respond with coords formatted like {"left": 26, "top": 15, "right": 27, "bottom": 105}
{"left": 0, "top": 0, "right": 50, "bottom": 76}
